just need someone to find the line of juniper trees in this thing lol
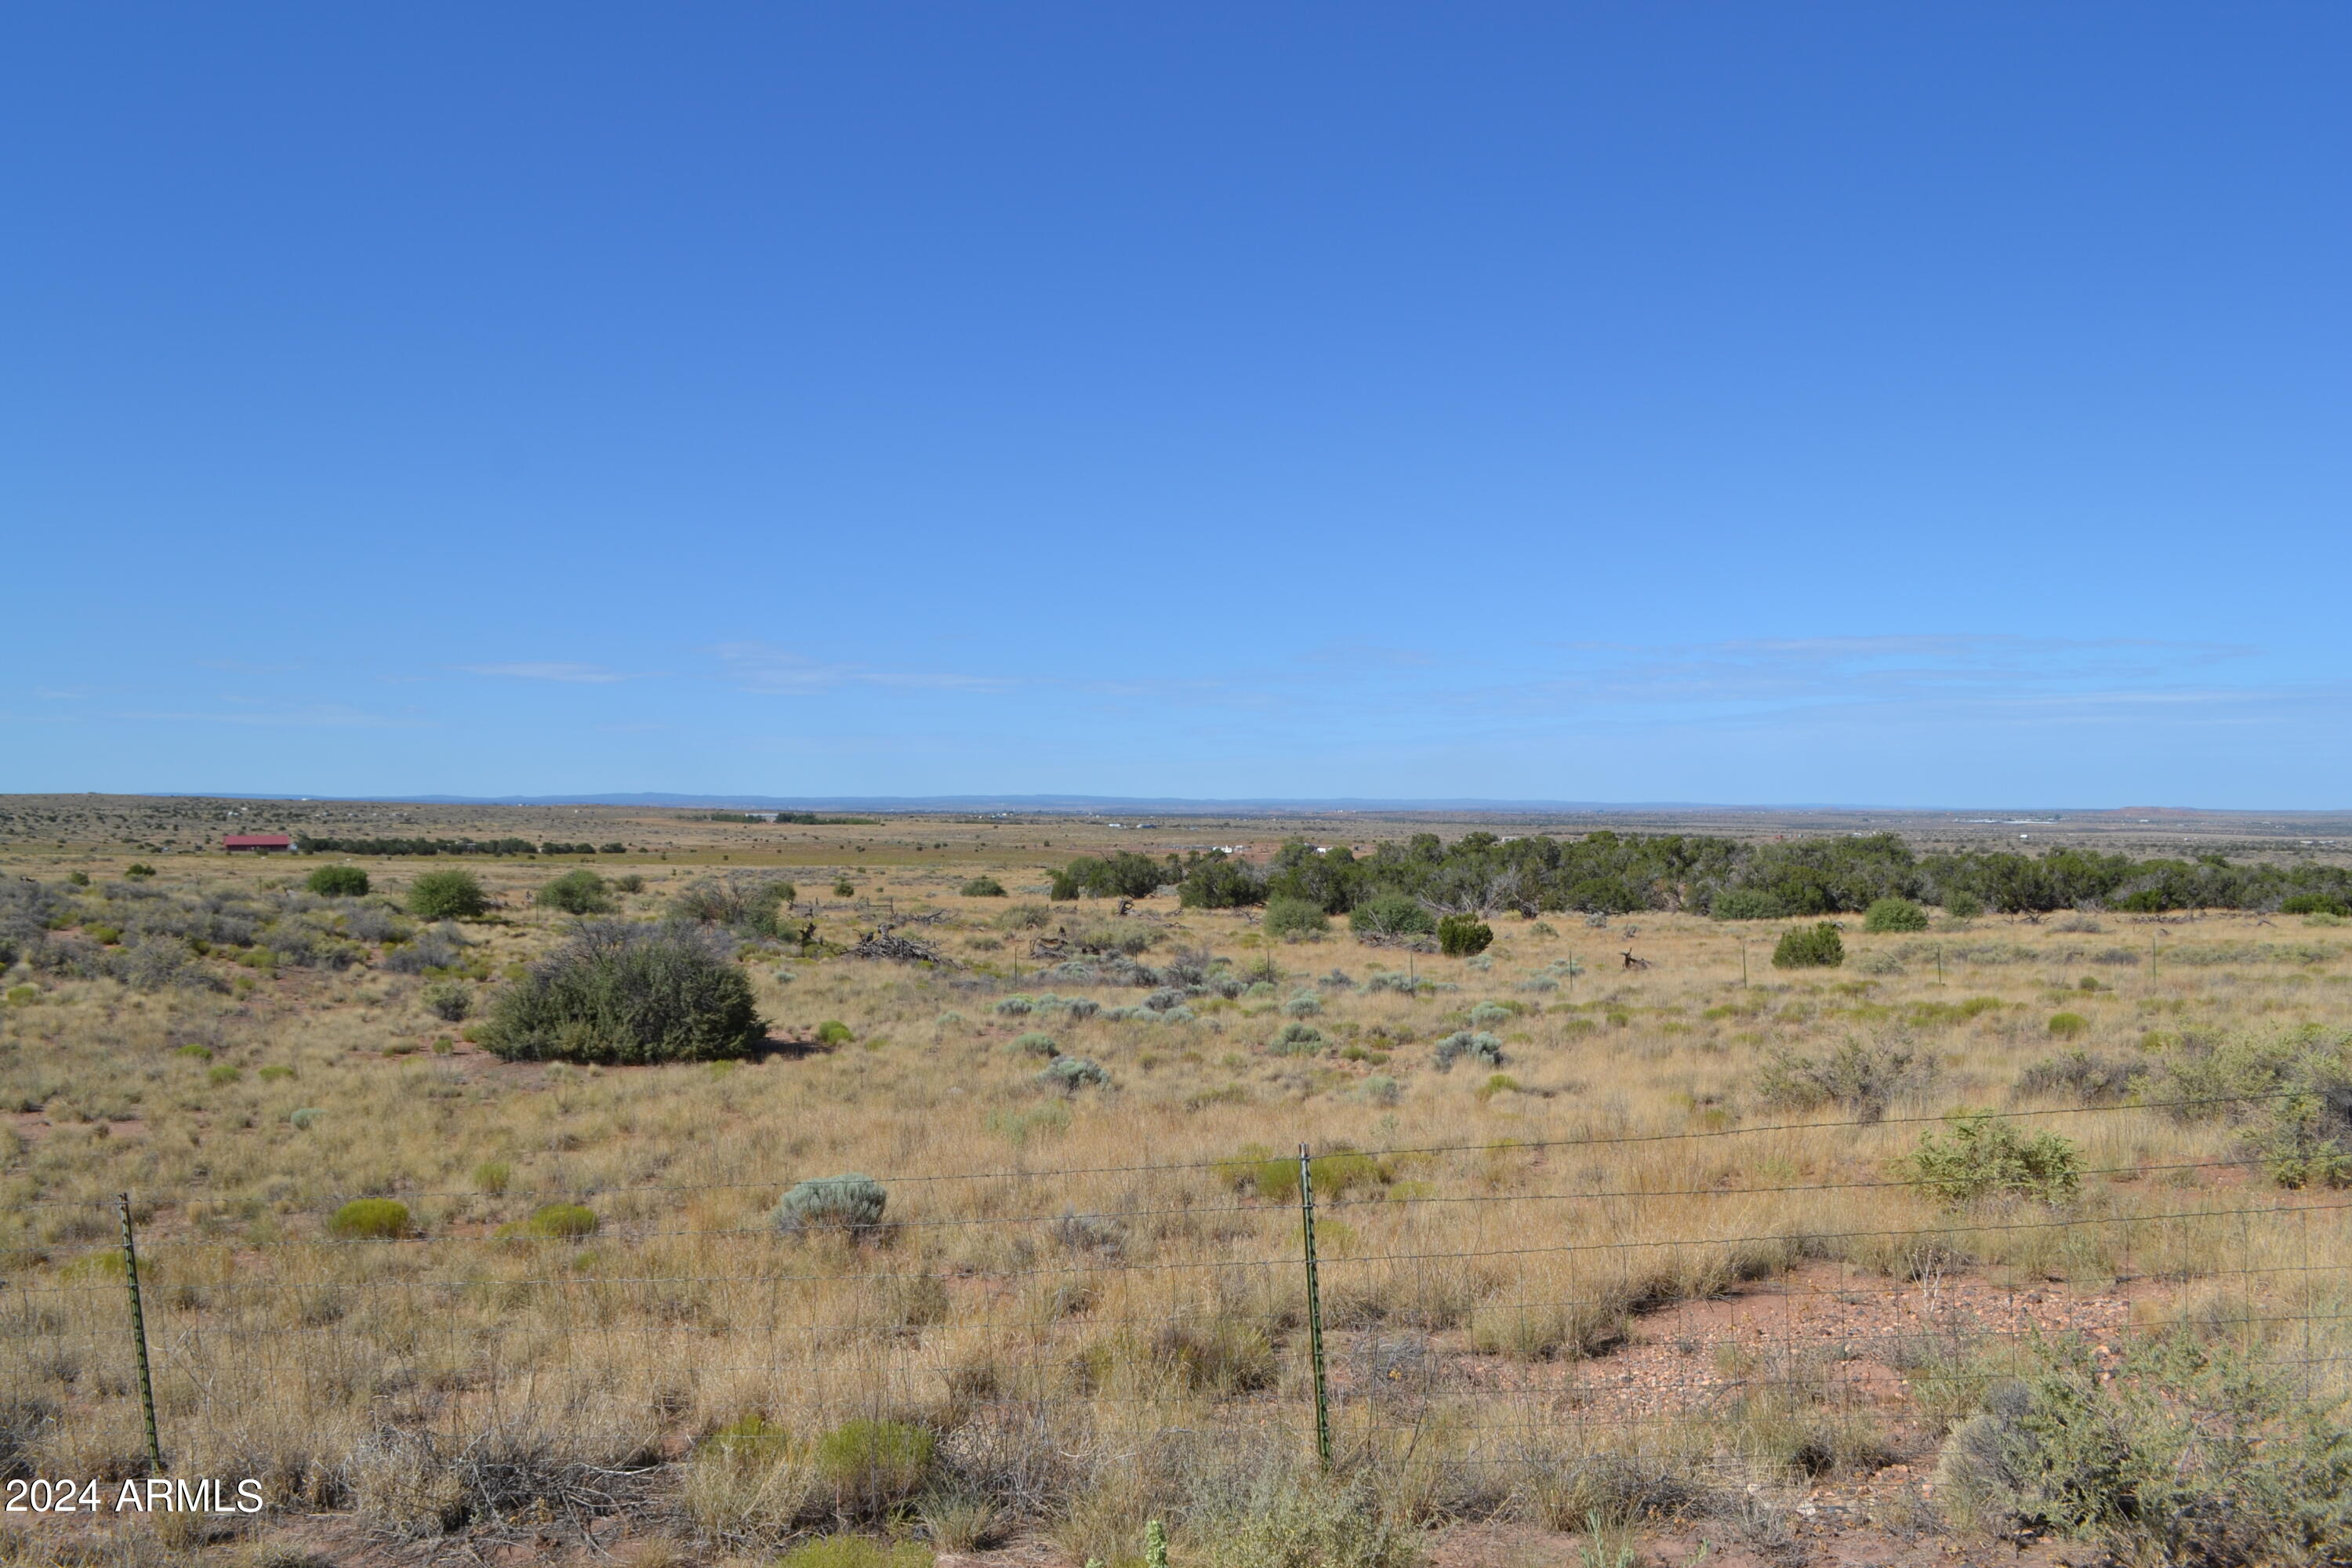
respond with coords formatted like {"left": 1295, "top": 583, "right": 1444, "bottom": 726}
{"left": 1052, "top": 832, "right": 2352, "bottom": 918}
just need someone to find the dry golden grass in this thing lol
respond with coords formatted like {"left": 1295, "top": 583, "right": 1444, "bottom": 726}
{"left": 4, "top": 831, "right": 2351, "bottom": 1563}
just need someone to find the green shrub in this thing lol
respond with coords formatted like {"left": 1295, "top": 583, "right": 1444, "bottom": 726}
{"left": 206, "top": 1064, "right": 241, "bottom": 1086}
{"left": 1051, "top": 851, "right": 1167, "bottom": 901}
{"left": 1941, "top": 890, "right": 1985, "bottom": 919}
{"left": 833, "top": 877, "right": 855, "bottom": 898}
{"left": 477, "top": 922, "right": 766, "bottom": 1065}
{"left": 2046, "top": 1011, "right": 2088, "bottom": 1039}
{"left": 1040, "top": 1055, "right": 1109, "bottom": 1091}
{"left": 122, "top": 862, "right": 156, "bottom": 880}
{"left": 815, "top": 1018, "right": 855, "bottom": 1045}
{"left": 329, "top": 1198, "right": 412, "bottom": 1240}
{"left": 775, "top": 1537, "right": 932, "bottom": 1568}
{"left": 472, "top": 1160, "right": 512, "bottom": 1195}
{"left": 813, "top": 1418, "right": 934, "bottom": 1515}
{"left": 1281, "top": 993, "right": 1322, "bottom": 1018}
{"left": 1350, "top": 893, "right": 1434, "bottom": 938}
{"left": 289, "top": 1107, "right": 323, "bottom": 1130}
{"left": 775, "top": 1173, "right": 887, "bottom": 1236}
{"left": 306, "top": 865, "right": 369, "bottom": 897}
{"left": 1269, "top": 1022, "right": 1326, "bottom": 1056}
{"left": 1436, "top": 914, "right": 1494, "bottom": 957}
{"left": 2280, "top": 893, "right": 2351, "bottom": 917}
{"left": 960, "top": 876, "right": 1007, "bottom": 898}
{"left": 2014, "top": 1050, "right": 2147, "bottom": 1105}
{"left": 407, "top": 869, "right": 487, "bottom": 920}
{"left": 1014, "top": 1032, "right": 1059, "bottom": 1058}
{"left": 1771, "top": 922, "right": 1845, "bottom": 968}
{"left": 1433, "top": 1030, "right": 1504, "bottom": 1071}
{"left": 421, "top": 980, "right": 471, "bottom": 1022}
{"left": 1220, "top": 1144, "right": 1388, "bottom": 1203}
{"left": 612, "top": 873, "right": 645, "bottom": 894}
{"left": 1937, "top": 1330, "right": 2352, "bottom": 1565}
{"left": 1711, "top": 887, "right": 1784, "bottom": 920}
{"left": 535, "top": 868, "right": 613, "bottom": 916}
{"left": 1862, "top": 897, "right": 1929, "bottom": 933}
{"left": 1264, "top": 896, "right": 1331, "bottom": 940}
{"left": 524, "top": 1203, "right": 597, "bottom": 1239}
{"left": 1756, "top": 1038, "right": 1930, "bottom": 1122}
{"left": 1904, "top": 1112, "right": 2082, "bottom": 1203}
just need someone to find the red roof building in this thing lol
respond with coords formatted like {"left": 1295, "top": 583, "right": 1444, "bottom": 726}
{"left": 222, "top": 833, "right": 294, "bottom": 853}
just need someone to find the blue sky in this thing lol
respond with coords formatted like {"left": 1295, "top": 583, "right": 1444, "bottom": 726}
{"left": 7, "top": 5, "right": 2350, "bottom": 807}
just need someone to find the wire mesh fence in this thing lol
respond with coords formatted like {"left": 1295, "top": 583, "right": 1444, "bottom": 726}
{"left": 5, "top": 1096, "right": 2348, "bottom": 1541}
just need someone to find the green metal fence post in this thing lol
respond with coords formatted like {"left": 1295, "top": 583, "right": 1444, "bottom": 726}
{"left": 118, "top": 1192, "right": 164, "bottom": 1474}
{"left": 1298, "top": 1143, "right": 1333, "bottom": 1467}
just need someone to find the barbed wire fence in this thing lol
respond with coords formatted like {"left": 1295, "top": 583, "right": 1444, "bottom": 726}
{"left": 4, "top": 1094, "right": 2347, "bottom": 1541}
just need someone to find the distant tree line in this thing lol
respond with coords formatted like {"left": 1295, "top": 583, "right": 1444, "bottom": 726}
{"left": 1050, "top": 831, "right": 2352, "bottom": 919}
{"left": 698, "top": 811, "right": 880, "bottom": 825}
{"left": 293, "top": 837, "right": 626, "bottom": 857}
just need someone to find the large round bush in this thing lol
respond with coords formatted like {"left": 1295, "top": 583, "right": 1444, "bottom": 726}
{"left": 1863, "top": 897, "right": 1929, "bottom": 933}
{"left": 1772, "top": 922, "right": 1846, "bottom": 969}
{"left": 477, "top": 921, "right": 767, "bottom": 1064}
{"left": 407, "top": 869, "right": 488, "bottom": 920}
{"left": 1349, "top": 893, "right": 1434, "bottom": 938}
{"left": 535, "top": 867, "right": 614, "bottom": 915}
{"left": 306, "top": 865, "right": 370, "bottom": 898}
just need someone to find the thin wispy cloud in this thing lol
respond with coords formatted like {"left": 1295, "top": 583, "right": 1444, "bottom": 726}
{"left": 711, "top": 643, "right": 1008, "bottom": 694}
{"left": 458, "top": 662, "right": 636, "bottom": 684}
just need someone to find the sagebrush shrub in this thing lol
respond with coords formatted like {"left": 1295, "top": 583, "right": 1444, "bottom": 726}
{"left": 1772, "top": 922, "right": 1845, "bottom": 968}
{"left": 306, "top": 865, "right": 369, "bottom": 898}
{"left": 477, "top": 921, "right": 765, "bottom": 1065}
{"left": 1040, "top": 1056, "right": 1109, "bottom": 1091}
{"left": 774, "top": 1174, "right": 887, "bottom": 1236}
{"left": 1936, "top": 1330, "right": 2352, "bottom": 1565}
{"left": 2014, "top": 1049, "right": 2147, "bottom": 1105}
{"left": 1433, "top": 1030, "right": 1504, "bottom": 1071}
{"left": 406, "top": 869, "right": 487, "bottom": 920}
{"left": 1269, "top": 1022, "right": 1325, "bottom": 1055}
{"left": 1014, "top": 1032, "right": 1059, "bottom": 1058}
{"left": 1757, "top": 1038, "right": 1931, "bottom": 1122}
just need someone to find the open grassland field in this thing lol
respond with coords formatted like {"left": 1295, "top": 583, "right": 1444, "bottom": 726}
{"left": 5, "top": 800, "right": 2352, "bottom": 1568}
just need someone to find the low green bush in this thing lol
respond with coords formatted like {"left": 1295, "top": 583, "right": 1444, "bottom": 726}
{"left": 1862, "top": 897, "right": 1929, "bottom": 932}
{"left": 1758, "top": 1038, "right": 1931, "bottom": 1122}
{"left": 421, "top": 980, "right": 470, "bottom": 1022}
{"left": 1264, "top": 896, "right": 1331, "bottom": 940}
{"left": 1937, "top": 1330, "right": 2352, "bottom": 1565}
{"left": 535, "top": 868, "right": 614, "bottom": 916}
{"left": 1437, "top": 914, "right": 1494, "bottom": 957}
{"left": 329, "top": 1198, "right": 411, "bottom": 1240}
{"left": 2281, "top": 893, "right": 2351, "bottom": 917}
{"left": 1904, "top": 1112, "right": 2082, "bottom": 1203}
{"left": 1941, "top": 890, "right": 1985, "bottom": 918}
{"left": 775, "top": 1537, "right": 932, "bottom": 1568}
{"left": 2047, "top": 1011, "right": 2088, "bottom": 1039}
{"left": 1433, "top": 1030, "right": 1504, "bottom": 1071}
{"left": 1269, "top": 1022, "right": 1325, "bottom": 1055}
{"left": 524, "top": 1203, "right": 597, "bottom": 1239}
{"left": 960, "top": 876, "right": 1007, "bottom": 898}
{"left": 305, "top": 865, "right": 369, "bottom": 897}
{"left": 774, "top": 1174, "right": 888, "bottom": 1236}
{"left": 1349, "top": 893, "right": 1434, "bottom": 939}
{"left": 1014, "top": 1032, "right": 1059, "bottom": 1058}
{"left": 406, "top": 869, "right": 487, "bottom": 920}
{"left": 815, "top": 1018, "right": 855, "bottom": 1045}
{"left": 1772, "top": 922, "right": 1845, "bottom": 968}
{"left": 813, "top": 1417, "right": 934, "bottom": 1516}
{"left": 472, "top": 1160, "right": 512, "bottom": 1195}
{"left": 477, "top": 922, "right": 766, "bottom": 1065}
{"left": 1040, "top": 1055, "right": 1109, "bottom": 1091}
